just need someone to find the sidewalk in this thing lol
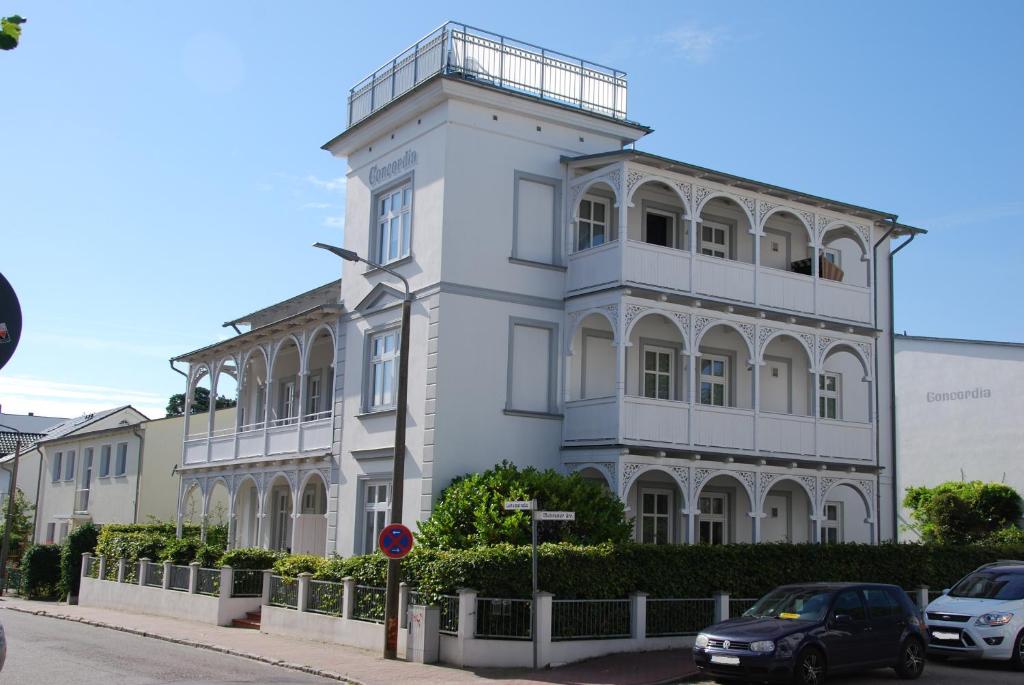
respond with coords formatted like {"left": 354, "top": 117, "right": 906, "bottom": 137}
{"left": 0, "top": 597, "right": 696, "bottom": 685}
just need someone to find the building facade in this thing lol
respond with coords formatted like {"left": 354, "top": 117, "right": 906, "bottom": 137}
{"left": 895, "top": 335, "right": 1024, "bottom": 539}
{"left": 176, "top": 22, "right": 924, "bottom": 554}
{"left": 0, "top": 412, "right": 65, "bottom": 515}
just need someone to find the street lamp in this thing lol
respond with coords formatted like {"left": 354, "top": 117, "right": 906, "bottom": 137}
{"left": 313, "top": 242, "right": 411, "bottom": 660}
{"left": 0, "top": 422, "right": 26, "bottom": 596}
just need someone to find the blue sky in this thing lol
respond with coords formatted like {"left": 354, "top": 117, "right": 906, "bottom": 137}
{"left": 1, "top": 1, "right": 1021, "bottom": 419}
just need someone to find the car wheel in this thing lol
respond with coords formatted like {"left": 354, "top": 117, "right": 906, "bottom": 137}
{"left": 1011, "top": 628, "right": 1024, "bottom": 671}
{"left": 894, "top": 638, "right": 925, "bottom": 679}
{"left": 792, "top": 648, "right": 826, "bottom": 685}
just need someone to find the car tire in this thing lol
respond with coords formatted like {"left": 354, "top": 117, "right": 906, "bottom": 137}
{"left": 894, "top": 638, "right": 926, "bottom": 679}
{"left": 1011, "top": 628, "right": 1024, "bottom": 671}
{"left": 792, "top": 647, "right": 826, "bottom": 685}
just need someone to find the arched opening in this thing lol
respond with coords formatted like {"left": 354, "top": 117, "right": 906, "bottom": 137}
{"left": 303, "top": 328, "right": 335, "bottom": 421}
{"left": 576, "top": 466, "right": 612, "bottom": 492}
{"left": 625, "top": 468, "right": 685, "bottom": 544}
{"left": 233, "top": 477, "right": 260, "bottom": 548}
{"left": 759, "top": 334, "right": 813, "bottom": 416}
{"left": 819, "top": 346, "right": 870, "bottom": 423}
{"left": 627, "top": 180, "right": 688, "bottom": 251}
{"left": 572, "top": 180, "right": 618, "bottom": 253}
{"left": 698, "top": 196, "right": 754, "bottom": 264}
{"left": 568, "top": 312, "right": 616, "bottom": 401}
{"left": 627, "top": 313, "right": 687, "bottom": 402}
{"left": 697, "top": 324, "right": 753, "bottom": 409}
{"left": 206, "top": 479, "right": 230, "bottom": 529}
{"left": 760, "top": 479, "right": 814, "bottom": 543}
{"left": 293, "top": 473, "right": 328, "bottom": 556}
{"left": 696, "top": 474, "right": 754, "bottom": 544}
{"left": 180, "top": 482, "right": 203, "bottom": 526}
{"left": 820, "top": 225, "right": 869, "bottom": 288}
{"left": 821, "top": 482, "right": 873, "bottom": 544}
{"left": 269, "top": 338, "right": 301, "bottom": 426}
{"left": 211, "top": 358, "right": 238, "bottom": 433}
{"left": 265, "top": 475, "right": 293, "bottom": 552}
{"left": 239, "top": 349, "right": 269, "bottom": 430}
{"left": 761, "top": 210, "right": 813, "bottom": 273}
{"left": 188, "top": 368, "right": 212, "bottom": 437}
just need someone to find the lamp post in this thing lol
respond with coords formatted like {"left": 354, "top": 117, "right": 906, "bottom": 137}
{"left": 0, "top": 422, "right": 25, "bottom": 596}
{"left": 313, "top": 242, "right": 411, "bottom": 660}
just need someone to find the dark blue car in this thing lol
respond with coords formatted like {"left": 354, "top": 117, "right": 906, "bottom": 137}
{"left": 693, "top": 583, "right": 927, "bottom": 684}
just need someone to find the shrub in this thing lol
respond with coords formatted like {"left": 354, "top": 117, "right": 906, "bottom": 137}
{"left": 95, "top": 529, "right": 165, "bottom": 579}
{"left": 417, "top": 461, "right": 631, "bottom": 549}
{"left": 273, "top": 554, "right": 327, "bottom": 578}
{"left": 904, "top": 481, "right": 1022, "bottom": 543}
{"left": 195, "top": 544, "right": 223, "bottom": 568}
{"left": 161, "top": 537, "right": 202, "bottom": 564}
{"left": 21, "top": 544, "right": 62, "bottom": 599}
{"left": 982, "top": 526, "right": 1024, "bottom": 545}
{"left": 0, "top": 488, "right": 34, "bottom": 562}
{"left": 218, "top": 547, "right": 280, "bottom": 569}
{"left": 58, "top": 522, "right": 99, "bottom": 599}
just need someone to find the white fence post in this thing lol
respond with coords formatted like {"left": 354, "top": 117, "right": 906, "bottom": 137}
{"left": 219, "top": 566, "right": 232, "bottom": 601}
{"left": 713, "top": 591, "right": 730, "bottom": 623}
{"left": 80, "top": 552, "right": 92, "bottom": 579}
{"left": 162, "top": 561, "right": 172, "bottom": 590}
{"left": 117, "top": 558, "right": 127, "bottom": 583}
{"left": 630, "top": 592, "right": 647, "bottom": 640}
{"left": 138, "top": 558, "right": 150, "bottom": 586}
{"left": 917, "top": 586, "right": 930, "bottom": 612}
{"left": 297, "top": 573, "right": 311, "bottom": 613}
{"left": 188, "top": 562, "right": 200, "bottom": 594}
{"left": 453, "top": 588, "right": 477, "bottom": 668}
{"left": 97, "top": 555, "right": 107, "bottom": 581}
{"left": 534, "top": 592, "right": 553, "bottom": 669}
{"left": 399, "top": 581, "right": 410, "bottom": 629}
{"left": 341, "top": 577, "right": 356, "bottom": 619}
{"left": 261, "top": 570, "right": 273, "bottom": 606}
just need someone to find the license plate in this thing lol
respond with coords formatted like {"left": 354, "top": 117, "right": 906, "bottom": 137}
{"left": 710, "top": 655, "right": 740, "bottom": 666}
{"left": 932, "top": 631, "right": 959, "bottom": 641}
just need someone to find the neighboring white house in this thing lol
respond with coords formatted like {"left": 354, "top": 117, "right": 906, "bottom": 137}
{"left": 0, "top": 412, "right": 66, "bottom": 526}
{"left": 173, "top": 22, "right": 926, "bottom": 555}
{"left": 895, "top": 335, "right": 1024, "bottom": 539}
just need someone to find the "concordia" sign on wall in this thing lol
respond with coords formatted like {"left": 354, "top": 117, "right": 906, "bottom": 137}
{"left": 369, "top": 149, "right": 417, "bottom": 187}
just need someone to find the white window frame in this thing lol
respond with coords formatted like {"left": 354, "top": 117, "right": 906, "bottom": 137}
{"left": 576, "top": 196, "right": 610, "bottom": 252}
{"left": 643, "top": 208, "right": 677, "bottom": 249}
{"left": 698, "top": 492, "right": 729, "bottom": 545}
{"left": 99, "top": 444, "right": 111, "bottom": 478}
{"left": 64, "top": 449, "right": 76, "bottom": 481}
{"left": 700, "top": 354, "right": 729, "bottom": 407}
{"left": 114, "top": 442, "right": 128, "bottom": 477}
{"left": 301, "top": 480, "right": 324, "bottom": 514}
{"left": 368, "top": 329, "right": 400, "bottom": 411}
{"left": 45, "top": 522, "right": 56, "bottom": 544}
{"left": 58, "top": 522, "right": 69, "bottom": 544}
{"left": 822, "top": 501, "right": 843, "bottom": 544}
{"left": 362, "top": 479, "right": 392, "bottom": 554}
{"left": 376, "top": 183, "right": 412, "bottom": 264}
{"left": 819, "top": 372, "right": 841, "bottom": 419}
{"left": 822, "top": 247, "right": 841, "bottom": 267}
{"left": 699, "top": 219, "right": 730, "bottom": 259}
{"left": 638, "top": 487, "right": 673, "bottom": 545}
{"left": 81, "top": 448, "right": 93, "bottom": 489}
{"left": 51, "top": 452, "right": 62, "bottom": 483}
{"left": 642, "top": 345, "right": 675, "bottom": 401}
{"left": 254, "top": 383, "right": 267, "bottom": 426}
{"left": 306, "top": 370, "right": 323, "bottom": 417}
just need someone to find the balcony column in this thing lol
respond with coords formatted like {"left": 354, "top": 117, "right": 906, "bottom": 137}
{"left": 208, "top": 362, "right": 219, "bottom": 435}
{"left": 811, "top": 237, "right": 821, "bottom": 317}
{"left": 290, "top": 481, "right": 301, "bottom": 554}
{"left": 811, "top": 357, "right": 821, "bottom": 458}
{"left": 264, "top": 345, "right": 275, "bottom": 455}
{"left": 617, "top": 163, "right": 628, "bottom": 288}
{"left": 753, "top": 223, "right": 762, "bottom": 307}
{"left": 687, "top": 346, "right": 697, "bottom": 442}
{"left": 297, "top": 337, "right": 309, "bottom": 426}
{"left": 752, "top": 354, "right": 763, "bottom": 454}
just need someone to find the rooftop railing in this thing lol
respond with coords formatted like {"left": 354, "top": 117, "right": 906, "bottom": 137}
{"left": 347, "top": 22, "right": 628, "bottom": 128}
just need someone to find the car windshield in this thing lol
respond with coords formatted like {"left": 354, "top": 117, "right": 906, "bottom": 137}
{"left": 949, "top": 571, "right": 1024, "bottom": 600}
{"left": 743, "top": 588, "right": 833, "bottom": 622}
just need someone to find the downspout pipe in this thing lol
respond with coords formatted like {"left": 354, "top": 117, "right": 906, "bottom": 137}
{"left": 131, "top": 425, "right": 146, "bottom": 524}
{"left": 887, "top": 228, "right": 917, "bottom": 540}
{"left": 872, "top": 218, "right": 897, "bottom": 543}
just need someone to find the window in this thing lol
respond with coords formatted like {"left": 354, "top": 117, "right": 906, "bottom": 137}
{"left": 700, "top": 354, "right": 728, "bottom": 406}
{"left": 832, "top": 590, "right": 867, "bottom": 621}
{"left": 45, "top": 522, "right": 55, "bottom": 544}
{"left": 368, "top": 330, "right": 400, "bottom": 410}
{"left": 642, "top": 346, "right": 674, "bottom": 400}
{"left": 99, "top": 445, "right": 111, "bottom": 477}
{"left": 513, "top": 173, "right": 559, "bottom": 264}
{"left": 306, "top": 372, "right": 322, "bottom": 416}
{"left": 819, "top": 372, "right": 840, "bottom": 419}
{"left": 700, "top": 220, "right": 729, "bottom": 258}
{"left": 644, "top": 210, "right": 676, "bottom": 248}
{"left": 576, "top": 197, "right": 609, "bottom": 251}
{"left": 64, "top": 449, "right": 76, "bottom": 481}
{"left": 81, "top": 448, "right": 93, "bottom": 489}
{"left": 506, "top": 319, "right": 556, "bottom": 413}
{"left": 58, "top": 522, "right": 69, "bottom": 545}
{"left": 51, "top": 452, "right": 62, "bottom": 482}
{"left": 822, "top": 502, "right": 842, "bottom": 544}
{"left": 699, "top": 493, "right": 728, "bottom": 544}
{"left": 279, "top": 380, "right": 296, "bottom": 420}
{"left": 376, "top": 184, "right": 412, "bottom": 263}
{"left": 823, "top": 247, "right": 841, "bottom": 267}
{"left": 115, "top": 442, "right": 128, "bottom": 476}
{"left": 864, "top": 589, "right": 901, "bottom": 619}
{"left": 254, "top": 384, "right": 266, "bottom": 425}
{"left": 362, "top": 480, "right": 391, "bottom": 553}
{"left": 639, "top": 489, "right": 672, "bottom": 544}
{"left": 301, "top": 480, "right": 325, "bottom": 514}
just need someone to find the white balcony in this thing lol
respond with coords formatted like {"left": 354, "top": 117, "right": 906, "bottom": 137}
{"left": 183, "top": 415, "right": 334, "bottom": 465}
{"left": 760, "top": 267, "right": 814, "bottom": 313}
{"left": 692, "top": 405, "right": 755, "bottom": 451}
{"left": 620, "top": 396, "right": 689, "bottom": 445}
{"left": 623, "top": 241, "right": 692, "bottom": 293}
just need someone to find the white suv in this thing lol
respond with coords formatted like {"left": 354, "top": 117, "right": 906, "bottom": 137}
{"left": 924, "top": 561, "right": 1024, "bottom": 668}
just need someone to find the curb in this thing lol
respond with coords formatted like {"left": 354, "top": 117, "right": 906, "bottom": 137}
{"left": 1, "top": 605, "right": 363, "bottom": 684}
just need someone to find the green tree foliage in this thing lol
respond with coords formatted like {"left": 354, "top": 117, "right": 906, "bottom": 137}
{"left": 904, "top": 481, "right": 1023, "bottom": 544}
{"left": 0, "top": 488, "right": 35, "bottom": 561}
{"left": 165, "top": 386, "right": 237, "bottom": 417}
{"left": 95, "top": 523, "right": 228, "bottom": 576}
{"left": 59, "top": 522, "right": 99, "bottom": 599}
{"left": 273, "top": 554, "right": 326, "bottom": 578}
{"left": 20, "top": 544, "right": 61, "bottom": 599}
{"left": 417, "top": 461, "right": 631, "bottom": 549}
{"left": 217, "top": 547, "right": 280, "bottom": 569}
{"left": 0, "top": 15, "right": 26, "bottom": 51}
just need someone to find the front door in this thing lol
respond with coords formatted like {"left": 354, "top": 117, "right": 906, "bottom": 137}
{"left": 762, "top": 494, "right": 790, "bottom": 542}
{"left": 273, "top": 489, "right": 291, "bottom": 551}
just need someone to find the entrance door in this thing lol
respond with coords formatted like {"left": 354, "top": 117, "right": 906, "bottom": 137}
{"left": 273, "top": 488, "right": 291, "bottom": 551}
{"left": 762, "top": 494, "right": 790, "bottom": 542}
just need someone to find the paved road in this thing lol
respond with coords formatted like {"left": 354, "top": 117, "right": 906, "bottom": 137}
{"left": 1, "top": 609, "right": 334, "bottom": 684}
{"left": 687, "top": 657, "right": 1021, "bottom": 684}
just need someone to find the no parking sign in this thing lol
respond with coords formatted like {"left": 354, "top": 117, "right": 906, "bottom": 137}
{"left": 378, "top": 523, "right": 414, "bottom": 560}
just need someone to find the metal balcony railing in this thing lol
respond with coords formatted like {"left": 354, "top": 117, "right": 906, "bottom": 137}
{"left": 347, "top": 22, "right": 628, "bottom": 128}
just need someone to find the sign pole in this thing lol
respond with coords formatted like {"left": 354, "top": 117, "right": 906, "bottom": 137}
{"left": 531, "top": 509, "right": 538, "bottom": 670}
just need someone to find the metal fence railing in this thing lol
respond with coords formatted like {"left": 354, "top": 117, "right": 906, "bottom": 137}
{"left": 646, "top": 598, "right": 716, "bottom": 636}
{"left": 352, "top": 585, "right": 386, "bottom": 623}
{"left": 3, "top": 567, "right": 21, "bottom": 592}
{"left": 167, "top": 564, "right": 190, "bottom": 592}
{"left": 552, "top": 599, "right": 630, "bottom": 641}
{"left": 307, "top": 579, "right": 344, "bottom": 615}
{"left": 197, "top": 568, "right": 220, "bottom": 596}
{"left": 439, "top": 595, "right": 460, "bottom": 635}
{"left": 475, "top": 597, "right": 532, "bottom": 640}
{"left": 83, "top": 557, "right": 99, "bottom": 579}
{"left": 268, "top": 575, "right": 298, "bottom": 608}
{"left": 231, "top": 569, "right": 264, "bottom": 598}
{"left": 143, "top": 561, "right": 164, "bottom": 588}
{"left": 730, "top": 598, "right": 759, "bottom": 618}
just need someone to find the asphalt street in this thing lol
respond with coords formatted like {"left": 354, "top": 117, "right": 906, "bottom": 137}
{"left": 687, "top": 656, "right": 1022, "bottom": 684}
{"left": 0, "top": 609, "right": 334, "bottom": 684}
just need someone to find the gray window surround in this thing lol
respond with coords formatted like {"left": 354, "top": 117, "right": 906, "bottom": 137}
{"left": 763, "top": 353, "right": 794, "bottom": 414}
{"left": 505, "top": 316, "right": 560, "bottom": 417}
{"left": 574, "top": 190, "right": 618, "bottom": 253}
{"left": 635, "top": 336, "right": 686, "bottom": 402}
{"left": 357, "top": 476, "right": 392, "bottom": 555}
{"left": 511, "top": 170, "right": 563, "bottom": 266}
{"left": 697, "top": 346, "right": 739, "bottom": 408}
{"left": 361, "top": 323, "right": 402, "bottom": 415}
{"left": 368, "top": 171, "right": 415, "bottom": 266}
{"left": 762, "top": 226, "right": 793, "bottom": 267}
{"left": 640, "top": 198, "right": 687, "bottom": 250}
{"left": 580, "top": 327, "right": 614, "bottom": 400}
{"left": 697, "top": 211, "right": 738, "bottom": 261}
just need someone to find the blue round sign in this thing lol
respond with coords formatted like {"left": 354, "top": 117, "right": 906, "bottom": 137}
{"left": 378, "top": 523, "right": 414, "bottom": 560}
{"left": 0, "top": 272, "right": 22, "bottom": 372}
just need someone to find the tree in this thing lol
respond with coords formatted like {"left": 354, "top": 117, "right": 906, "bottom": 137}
{"left": 417, "top": 461, "right": 631, "bottom": 549}
{"left": 0, "top": 15, "right": 26, "bottom": 50}
{"left": 165, "top": 386, "right": 236, "bottom": 417}
{"left": 0, "top": 488, "right": 35, "bottom": 561}
{"left": 904, "top": 481, "right": 1023, "bottom": 544}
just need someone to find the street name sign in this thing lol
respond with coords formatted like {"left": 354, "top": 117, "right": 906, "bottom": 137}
{"left": 536, "top": 511, "right": 575, "bottom": 521}
{"left": 504, "top": 500, "right": 537, "bottom": 511}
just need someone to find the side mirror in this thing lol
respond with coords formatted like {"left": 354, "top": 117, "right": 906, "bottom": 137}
{"left": 833, "top": 613, "right": 853, "bottom": 626}
{"left": 941, "top": 588, "right": 950, "bottom": 595}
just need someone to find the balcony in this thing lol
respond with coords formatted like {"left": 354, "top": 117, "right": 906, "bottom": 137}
{"left": 183, "top": 413, "right": 333, "bottom": 466}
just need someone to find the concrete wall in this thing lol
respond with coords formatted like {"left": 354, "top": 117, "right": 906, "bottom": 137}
{"left": 78, "top": 576, "right": 260, "bottom": 626}
{"left": 261, "top": 605, "right": 407, "bottom": 653}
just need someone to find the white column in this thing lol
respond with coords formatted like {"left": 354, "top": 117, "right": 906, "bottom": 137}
{"left": 713, "top": 590, "right": 730, "bottom": 622}
{"left": 188, "top": 562, "right": 199, "bottom": 594}
{"left": 297, "top": 572, "right": 311, "bottom": 612}
{"left": 630, "top": 592, "right": 647, "bottom": 640}
{"left": 534, "top": 591, "right": 553, "bottom": 669}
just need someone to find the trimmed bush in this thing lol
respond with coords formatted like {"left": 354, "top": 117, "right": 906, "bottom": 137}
{"left": 95, "top": 529, "right": 164, "bottom": 579}
{"left": 161, "top": 537, "right": 202, "bottom": 564}
{"left": 195, "top": 544, "right": 223, "bottom": 568}
{"left": 904, "top": 481, "right": 1022, "bottom": 543}
{"left": 273, "top": 554, "right": 326, "bottom": 578}
{"left": 21, "top": 544, "right": 62, "bottom": 599}
{"left": 218, "top": 547, "right": 280, "bottom": 569}
{"left": 59, "top": 522, "right": 99, "bottom": 599}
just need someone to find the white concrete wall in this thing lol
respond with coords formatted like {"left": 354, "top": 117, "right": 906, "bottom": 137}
{"left": 78, "top": 576, "right": 260, "bottom": 626}
{"left": 261, "top": 606, "right": 407, "bottom": 653}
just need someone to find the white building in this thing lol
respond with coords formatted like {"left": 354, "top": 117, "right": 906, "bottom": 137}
{"left": 175, "top": 22, "right": 926, "bottom": 554}
{"left": 895, "top": 335, "right": 1024, "bottom": 538}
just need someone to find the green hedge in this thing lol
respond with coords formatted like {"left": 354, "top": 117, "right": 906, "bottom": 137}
{"left": 21, "top": 544, "right": 62, "bottom": 599}
{"left": 59, "top": 523, "right": 99, "bottom": 599}
{"left": 218, "top": 547, "right": 280, "bottom": 569}
{"left": 94, "top": 524, "right": 228, "bottom": 576}
{"left": 310, "top": 542, "right": 1024, "bottom": 599}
